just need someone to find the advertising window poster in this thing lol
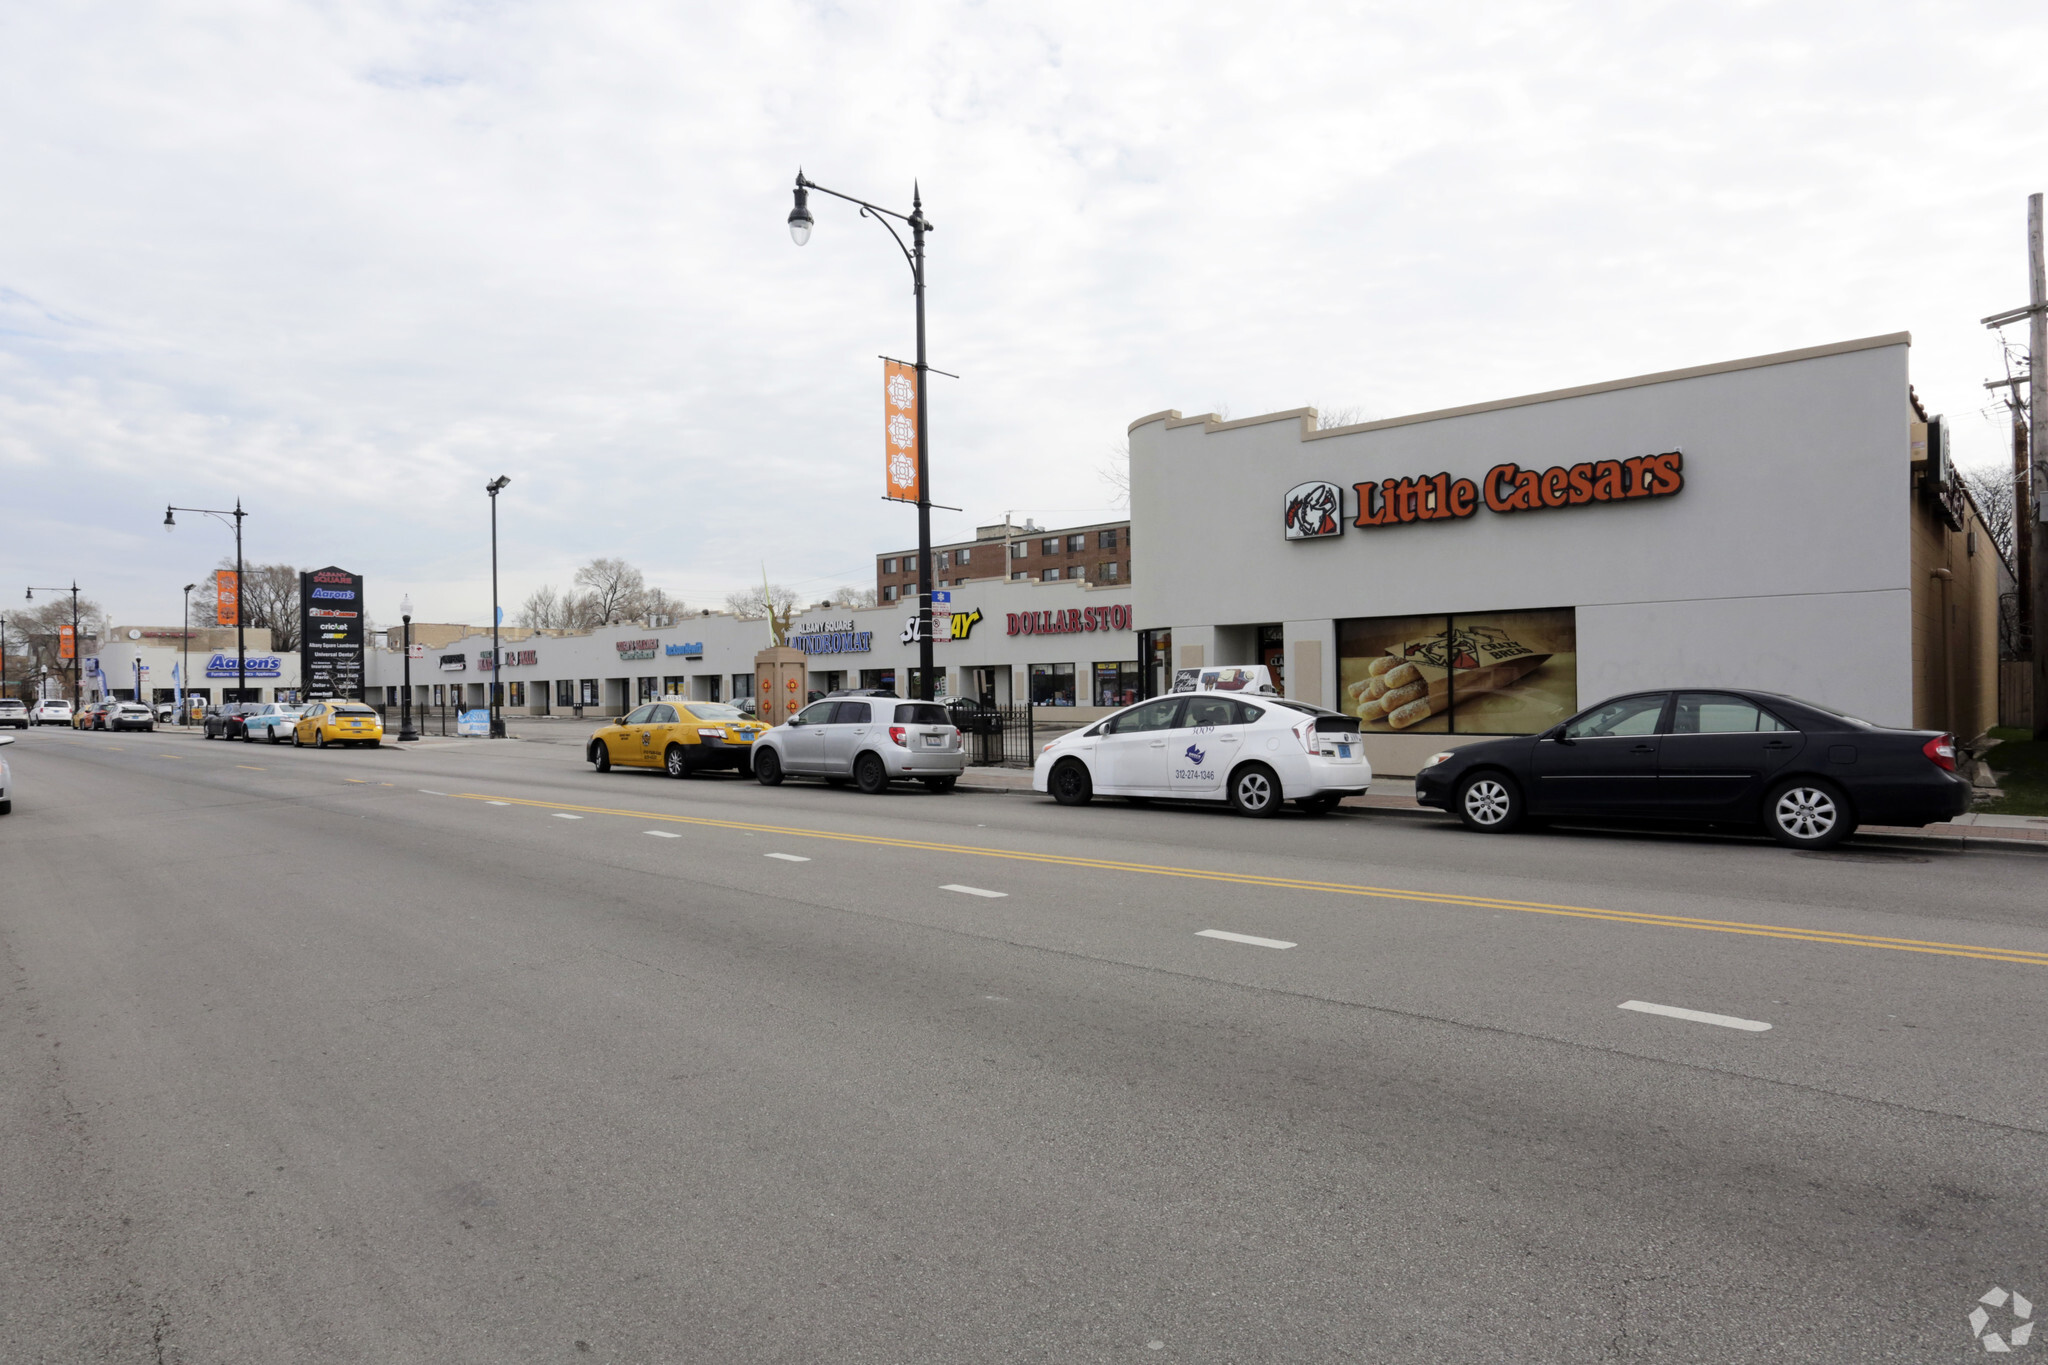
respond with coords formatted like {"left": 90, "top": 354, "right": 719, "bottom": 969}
{"left": 1337, "top": 608, "right": 1576, "bottom": 735}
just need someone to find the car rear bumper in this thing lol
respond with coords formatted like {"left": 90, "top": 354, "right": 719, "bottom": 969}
{"left": 885, "top": 748, "right": 966, "bottom": 776}
{"left": 1298, "top": 754, "right": 1371, "bottom": 796}
{"left": 1851, "top": 771, "right": 1974, "bottom": 827}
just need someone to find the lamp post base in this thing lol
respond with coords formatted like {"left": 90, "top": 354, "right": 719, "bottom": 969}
{"left": 398, "top": 727, "right": 420, "bottom": 742}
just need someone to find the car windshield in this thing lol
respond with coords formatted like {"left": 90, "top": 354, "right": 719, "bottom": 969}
{"left": 685, "top": 703, "right": 746, "bottom": 720}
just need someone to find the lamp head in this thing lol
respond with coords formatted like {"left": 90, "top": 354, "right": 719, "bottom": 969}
{"left": 164, "top": 507, "right": 175, "bottom": 529}
{"left": 788, "top": 180, "right": 813, "bottom": 246}
{"left": 486, "top": 475, "right": 510, "bottom": 495}
{"left": 184, "top": 582, "right": 196, "bottom": 592}
{"left": 400, "top": 593, "right": 413, "bottom": 620}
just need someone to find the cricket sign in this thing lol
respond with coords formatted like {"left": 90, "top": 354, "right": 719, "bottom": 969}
{"left": 884, "top": 358, "right": 919, "bottom": 502}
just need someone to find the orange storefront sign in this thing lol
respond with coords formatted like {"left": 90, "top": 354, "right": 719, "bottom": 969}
{"left": 215, "top": 569, "right": 240, "bottom": 626}
{"left": 884, "top": 359, "right": 919, "bottom": 502}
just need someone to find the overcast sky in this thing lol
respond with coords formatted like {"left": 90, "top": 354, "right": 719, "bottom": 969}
{"left": 4, "top": 2, "right": 2045, "bottom": 629}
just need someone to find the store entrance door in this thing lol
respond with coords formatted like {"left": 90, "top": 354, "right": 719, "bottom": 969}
{"left": 963, "top": 666, "right": 1008, "bottom": 706}
{"left": 1257, "top": 624, "right": 1286, "bottom": 695}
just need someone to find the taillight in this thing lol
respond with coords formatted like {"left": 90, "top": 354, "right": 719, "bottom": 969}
{"left": 1294, "top": 717, "right": 1318, "bottom": 753}
{"left": 1922, "top": 734, "right": 1956, "bottom": 771}
{"left": 888, "top": 726, "right": 907, "bottom": 746}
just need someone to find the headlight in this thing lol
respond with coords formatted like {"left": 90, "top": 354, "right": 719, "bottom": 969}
{"left": 1421, "top": 751, "right": 1454, "bottom": 769}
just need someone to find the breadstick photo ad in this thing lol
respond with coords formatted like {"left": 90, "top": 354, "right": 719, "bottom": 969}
{"left": 1338, "top": 607, "right": 1576, "bottom": 735}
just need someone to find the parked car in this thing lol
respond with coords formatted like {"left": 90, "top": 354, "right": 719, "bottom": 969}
{"left": 153, "top": 701, "right": 178, "bottom": 723}
{"left": 293, "top": 700, "right": 384, "bottom": 748}
{"left": 1414, "top": 689, "right": 1973, "bottom": 850}
{"left": 751, "top": 695, "right": 965, "bottom": 793}
{"left": 0, "top": 733, "right": 13, "bottom": 814}
{"left": 75, "top": 701, "right": 116, "bottom": 730}
{"left": 240, "top": 703, "right": 305, "bottom": 743}
{"left": 732, "top": 697, "right": 758, "bottom": 719}
{"left": 107, "top": 702, "right": 155, "bottom": 732}
{"left": 0, "top": 698, "right": 27, "bottom": 729}
{"left": 202, "top": 703, "right": 257, "bottom": 740}
{"left": 587, "top": 699, "right": 771, "bottom": 777}
{"left": 29, "top": 700, "right": 72, "bottom": 726}
{"left": 1033, "top": 691, "right": 1370, "bottom": 816}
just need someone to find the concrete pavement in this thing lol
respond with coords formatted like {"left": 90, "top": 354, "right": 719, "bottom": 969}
{"left": 3, "top": 724, "right": 2045, "bottom": 1362}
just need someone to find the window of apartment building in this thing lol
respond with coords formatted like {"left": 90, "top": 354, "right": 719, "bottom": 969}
{"left": 1010, "top": 541, "right": 1028, "bottom": 559}
{"left": 882, "top": 584, "right": 898, "bottom": 602}
{"left": 883, "top": 557, "right": 897, "bottom": 573}
{"left": 1029, "top": 662, "right": 1076, "bottom": 706}
{"left": 936, "top": 551, "right": 949, "bottom": 570}
{"left": 1069, "top": 563, "right": 1086, "bottom": 579}
{"left": 1042, "top": 567, "right": 1060, "bottom": 581}
{"left": 1099, "top": 528, "right": 1119, "bottom": 550}
{"left": 955, "top": 547, "right": 971, "bottom": 564}
{"left": 1012, "top": 571, "right": 1027, "bottom": 581}
{"left": 1100, "top": 561, "right": 1120, "bottom": 581}
{"left": 1042, "top": 537, "right": 1060, "bottom": 556}
{"left": 1067, "top": 534, "right": 1085, "bottom": 553}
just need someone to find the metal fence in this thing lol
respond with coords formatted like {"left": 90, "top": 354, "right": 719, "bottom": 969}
{"left": 949, "top": 701, "right": 1036, "bottom": 767}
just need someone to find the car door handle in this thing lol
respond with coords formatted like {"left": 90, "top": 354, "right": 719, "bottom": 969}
{"left": 1630, "top": 743, "right": 1656, "bottom": 753}
{"left": 1149, "top": 740, "right": 1166, "bottom": 747}
{"left": 1764, "top": 741, "right": 1794, "bottom": 750}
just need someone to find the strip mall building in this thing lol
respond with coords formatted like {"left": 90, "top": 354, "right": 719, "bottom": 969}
{"left": 1130, "top": 333, "right": 2011, "bottom": 774}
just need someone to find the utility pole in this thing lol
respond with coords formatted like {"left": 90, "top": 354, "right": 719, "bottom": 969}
{"left": 1981, "top": 191, "right": 2048, "bottom": 739}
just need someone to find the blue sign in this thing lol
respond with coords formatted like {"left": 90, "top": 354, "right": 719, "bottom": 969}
{"left": 205, "top": 653, "right": 284, "bottom": 678}
{"left": 456, "top": 709, "right": 490, "bottom": 737}
{"left": 664, "top": 642, "right": 704, "bottom": 657}
{"left": 791, "top": 630, "right": 873, "bottom": 656}
{"left": 931, "top": 591, "right": 951, "bottom": 604}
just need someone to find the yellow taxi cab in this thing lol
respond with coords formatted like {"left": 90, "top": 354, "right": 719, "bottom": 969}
{"left": 294, "top": 698, "right": 385, "bottom": 748}
{"left": 588, "top": 697, "right": 768, "bottom": 778}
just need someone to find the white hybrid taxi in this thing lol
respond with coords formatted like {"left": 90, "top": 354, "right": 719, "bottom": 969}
{"left": 1032, "top": 684, "right": 1370, "bottom": 817}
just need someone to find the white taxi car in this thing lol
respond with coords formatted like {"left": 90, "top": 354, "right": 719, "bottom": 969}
{"left": 0, "top": 733, "right": 14, "bottom": 814}
{"left": 1033, "top": 690, "right": 1370, "bottom": 816}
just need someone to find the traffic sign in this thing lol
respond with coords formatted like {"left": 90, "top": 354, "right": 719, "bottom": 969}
{"left": 931, "top": 591, "right": 951, "bottom": 604}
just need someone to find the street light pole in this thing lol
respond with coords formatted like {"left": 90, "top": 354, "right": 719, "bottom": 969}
{"left": 24, "top": 583, "right": 82, "bottom": 707}
{"left": 788, "top": 170, "right": 940, "bottom": 700}
{"left": 486, "top": 476, "right": 510, "bottom": 738}
{"left": 181, "top": 583, "right": 196, "bottom": 723}
{"left": 165, "top": 500, "right": 248, "bottom": 702}
{"left": 399, "top": 594, "right": 419, "bottom": 742}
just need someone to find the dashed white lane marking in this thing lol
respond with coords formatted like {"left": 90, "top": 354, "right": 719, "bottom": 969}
{"left": 645, "top": 830, "right": 681, "bottom": 838}
{"left": 484, "top": 800, "right": 511, "bottom": 806}
{"left": 419, "top": 789, "right": 447, "bottom": 796}
{"left": 765, "top": 853, "right": 811, "bottom": 862}
{"left": 1619, "top": 1000, "right": 1772, "bottom": 1032}
{"left": 1197, "top": 929, "right": 1297, "bottom": 950}
{"left": 553, "top": 813, "right": 583, "bottom": 820}
{"left": 942, "top": 884, "right": 1007, "bottom": 899}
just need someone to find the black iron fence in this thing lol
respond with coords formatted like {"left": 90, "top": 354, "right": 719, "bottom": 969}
{"left": 948, "top": 700, "right": 1036, "bottom": 767}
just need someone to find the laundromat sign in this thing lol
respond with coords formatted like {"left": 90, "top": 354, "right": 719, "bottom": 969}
{"left": 1284, "top": 451, "right": 1684, "bottom": 539}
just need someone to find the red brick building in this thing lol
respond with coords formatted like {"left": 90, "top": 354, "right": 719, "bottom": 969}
{"left": 875, "top": 518, "right": 1131, "bottom": 605}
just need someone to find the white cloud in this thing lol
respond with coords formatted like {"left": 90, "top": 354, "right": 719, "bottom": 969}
{"left": 2, "top": 1, "right": 2044, "bottom": 625}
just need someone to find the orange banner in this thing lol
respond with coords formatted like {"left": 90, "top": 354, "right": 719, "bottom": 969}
{"left": 884, "top": 359, "right": 919, "bottom": 502}
{"left": 215, "top": 569, "right": 240, "bottom": 626}
{"left": 59, "top": 624, "right": 75, "bottom": 660}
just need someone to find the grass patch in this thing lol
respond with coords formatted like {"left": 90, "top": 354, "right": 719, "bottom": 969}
{"left": 1979, "top": 732, "right": 2048, "bottom": 816}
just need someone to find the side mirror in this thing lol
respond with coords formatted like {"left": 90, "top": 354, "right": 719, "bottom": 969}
{"left": 1544, "top": 725, "right": 1571, "bottom": 743}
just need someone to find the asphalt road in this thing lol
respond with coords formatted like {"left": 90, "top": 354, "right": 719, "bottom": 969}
{"left": 3, "top": 724, "right": 2045, "bottom": 1363}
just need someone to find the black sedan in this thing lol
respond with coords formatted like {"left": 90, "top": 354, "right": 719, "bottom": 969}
{"left": 202, "top": 704, "right": 256, "bottom": 740}
{"left": 1414, "top": 689, "right": 1971, "bottom": 849}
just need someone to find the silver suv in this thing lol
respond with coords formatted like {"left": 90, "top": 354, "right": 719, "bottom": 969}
{"left": 752, "top": 695, "right": 965, "bottom": 793}
{"left": 0, "top": 699, "right": 26, "bottom": 730}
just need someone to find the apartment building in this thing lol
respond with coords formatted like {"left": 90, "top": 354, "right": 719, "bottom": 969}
{"left": 875, "top": 518, "right": 1131, "bottom": 604}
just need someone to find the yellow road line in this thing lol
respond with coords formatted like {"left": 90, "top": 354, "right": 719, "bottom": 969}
{"left": 448, "top": 793, "right": 2048, "bottom": 968}
{"left": 236, "top": 765, "right": 266, "bottom": 771}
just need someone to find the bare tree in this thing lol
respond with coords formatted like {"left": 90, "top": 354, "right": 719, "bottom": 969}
{"left": 724, "top": 582, "right": 801, "bottom": 621}
{"left": 1099, "top": 441, "right": 1130, "bottom": 510}
{"left": 573, "top": 558, "right": 647, "bottom": 625}
{"left": 519, "top": 584, "right": 563, "bottom": 629}
{"left": 1961, "top": 465, "right": 2018, "bottom": 565}
{"left": 12, "top": 596, "right": 108, "bottom": 683}
{"left": 1311, "top": 402, "right": 1374, "bottom": 429}
{"left": 827, "top": 586, "right": 878, "bottom": 609}
{"left": 233, "top": 562, "right": 302, "bottom": 652}
{"left": 641, "top": 586, "right": 685, "bottom": 626}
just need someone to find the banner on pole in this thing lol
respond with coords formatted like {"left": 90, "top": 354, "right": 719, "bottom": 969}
{"left": 884, "top": 359, "right": 919, "bottom": 502}
{"left": 215, "top": 569, "right": 240, "bottom": 626}
{"left": 58, "top": 624, "right": 75, "bottom": 660}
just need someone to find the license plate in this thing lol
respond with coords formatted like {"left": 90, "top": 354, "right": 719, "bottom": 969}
{"left": 924, "top": 735, "right": 943, "bottom": 747}
{"left": 1337, "top": 744, "right": 1351, "bottom": 758}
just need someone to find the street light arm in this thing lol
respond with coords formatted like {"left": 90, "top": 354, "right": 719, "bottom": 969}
{"left": 795, "top": 173, "right": 928, "bottom": 277}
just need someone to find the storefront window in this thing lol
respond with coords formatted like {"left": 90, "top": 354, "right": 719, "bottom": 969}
{"left": 1137, "top": 629, "right": 1172, "bottom": 699}
{"left": 731, "top": 673, "right": 754, "bottom": 699}
{"left": 507, "top": 681, "right": 525, "bottom": 707}
{"left": 1336, "top": 607, "right": 1577, "bottom": 735}
{"left": 555, "top": 679, "right": 574, "bottom": 707}
{"left": 905, "top": 668, "right": 949, "bottom": 699}
{"left": 1093, "top": 661, "right": 1139, "bottom": 707}
{"left": 1030, "top": 663, "right": 1076, "bottom": 706}
{"left": 663, "top": 675, "right": 687, "bottom": 693}
{"left": 433, "top": 684, "right": 446, "bottom": 707}
{"left": 579, "top": 679, "right": 599, "bottom": 705}
{"left": 860, "top": 668, "right": 898, "bottom": 693}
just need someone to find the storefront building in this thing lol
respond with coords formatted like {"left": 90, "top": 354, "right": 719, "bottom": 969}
{"left": 363, "top": 576, "right": 1140, "bottom": 725}
{"left": 1130, "top": 332, "right": 2009, "bottom": 775}
{"left": 91, "top": 627, "right": 301, "bottom": 705}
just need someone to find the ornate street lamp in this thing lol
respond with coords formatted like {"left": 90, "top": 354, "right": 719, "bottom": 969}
{"left": 165, "top": 500, "right": 250, "bottom": 702}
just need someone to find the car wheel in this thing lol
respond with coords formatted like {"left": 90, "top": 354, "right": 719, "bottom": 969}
{"left": 854, "top": 753, "right": 889, "bottom": 794}
{"left": 921, "top": 776, "right": 957, "bottom": 793}
{"left": 589, "top": 742, "right": 611, "bottom": 773}
{"left": 1228, "top": 763, "right": 1281, "bottom": 817}
{"left": 1049, "top": 758, "right": 1093, "bottom": 806}
{"left": 753, "top": 747, "right": 784, "bottom": 786}
{"left": 1765, "top": 777, "right": 1854, "bottom": 849}
{"left": 1296, "top": 793, "right": 1343, "bottom": 815}
{"left": 1455, "top": 771, "right": 1523, "bottom": 833}
{"left": 269, "top": 730, "right": 282, "bottom": 744}
{"left": 314, "top": 730, "right": 328, "bottom": 749}
{"left": 0, "top": 800, "right": 10, "bottom": 815}
{"left": 664, "top": 744, "right": 691, "bottom": 779}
